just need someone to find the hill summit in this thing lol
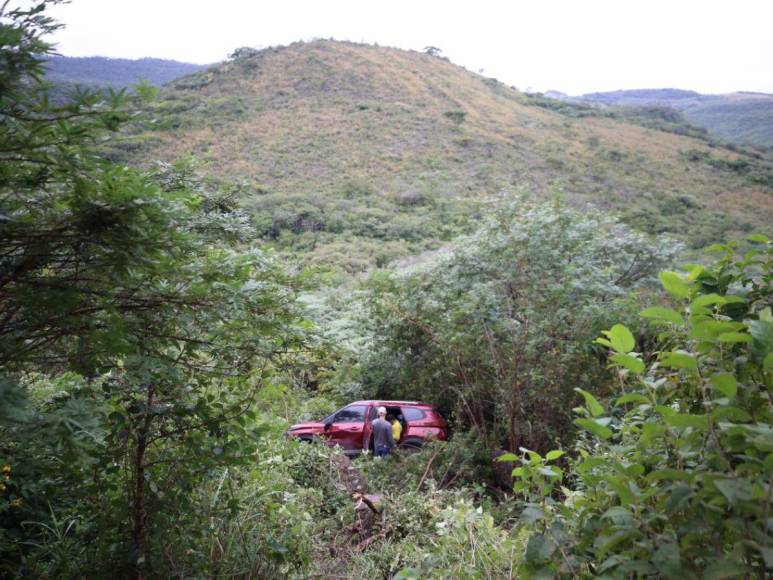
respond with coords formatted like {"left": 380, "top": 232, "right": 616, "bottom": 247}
{"left": 115, "top": 40, "right": 772, "bottom": 270}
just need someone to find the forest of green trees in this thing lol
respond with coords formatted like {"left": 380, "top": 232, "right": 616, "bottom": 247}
{"left": 1, "top": 3, "right": 771, "bottom": 578}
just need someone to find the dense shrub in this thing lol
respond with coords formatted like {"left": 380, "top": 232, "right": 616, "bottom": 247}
{"left": 361, "top": 199, "right": 679, "bottom": 454}
{"left": 508, "top": 236, "right": 772, "bottom": 577}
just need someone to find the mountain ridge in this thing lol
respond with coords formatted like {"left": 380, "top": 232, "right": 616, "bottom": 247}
{"left": 44, "top": 55, "right": 209, "bottom": 88}
{"left": 550, "top": 88, "right": 773, "bottom": 148}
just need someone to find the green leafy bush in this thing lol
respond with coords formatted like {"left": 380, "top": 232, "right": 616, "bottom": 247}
{"left": 511, "top": 236, "right": 772, "bottom": 577}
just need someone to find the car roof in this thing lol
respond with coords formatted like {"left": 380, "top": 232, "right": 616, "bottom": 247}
{"left": 350, "top": 400, "right": 433, "bottom": 407}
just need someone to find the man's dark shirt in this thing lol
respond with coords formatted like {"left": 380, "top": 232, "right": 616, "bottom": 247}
{"left": 371, "top": 418, "right": 395, "bottom": 449}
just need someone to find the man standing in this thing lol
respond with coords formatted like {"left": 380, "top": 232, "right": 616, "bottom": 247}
{"left": 370, "top": 406, "right": 395, "bottom": 458}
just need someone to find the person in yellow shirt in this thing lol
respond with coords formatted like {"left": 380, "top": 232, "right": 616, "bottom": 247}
{"left": 388, "top": 414, "right": 402, "bottom": 443}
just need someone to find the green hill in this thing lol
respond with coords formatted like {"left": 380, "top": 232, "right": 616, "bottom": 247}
{"left": 112, "top": 41, "right": 772, "bottom": 272}
{"left": 44, "top": 55, "right": 208, "bottom": 88}
{"left": 579, "top": 89, "right": 773, "bottom": 149}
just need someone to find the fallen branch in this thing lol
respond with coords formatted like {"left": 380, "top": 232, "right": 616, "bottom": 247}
{"left": 415, "top": 445, "right": 442, "bottom": 493}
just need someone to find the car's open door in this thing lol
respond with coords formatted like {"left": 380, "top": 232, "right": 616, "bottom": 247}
{"left": 322, "top": 404, "right": 368, "bottom": 452}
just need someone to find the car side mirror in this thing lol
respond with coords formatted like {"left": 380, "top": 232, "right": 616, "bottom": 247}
{"left": 323, "top": 420, "right": 333, "bottom": 432}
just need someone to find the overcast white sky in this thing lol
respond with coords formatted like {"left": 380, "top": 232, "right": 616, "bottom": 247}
{"left": 48, "top": 0, "right": 772, "bottom": 95}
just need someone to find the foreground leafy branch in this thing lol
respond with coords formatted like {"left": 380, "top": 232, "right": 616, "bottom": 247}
{"left": 509, "top": 237, "right": 772, "bottom": 577}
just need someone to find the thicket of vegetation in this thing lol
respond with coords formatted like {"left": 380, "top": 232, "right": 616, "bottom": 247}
{"left": 1, "top": 3, "right": 771, "bottom": 579}
{"left": 360, "top": 202, "right": 680, "bottom": 454}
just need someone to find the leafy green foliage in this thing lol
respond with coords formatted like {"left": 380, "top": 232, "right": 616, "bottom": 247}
{"left": 361, "top": 200, "right": 678, "bottom": 453}
{"left": 3, "top": 4, "right": 770, "bottom": 578}
{"left": 0, "top": 4, "right": 310, "bottom": 576}
{"left": 513, "top": 240, "right": 772, "bottom": 577}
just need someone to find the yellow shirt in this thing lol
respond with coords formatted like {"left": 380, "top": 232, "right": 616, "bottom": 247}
{"left": 392, "top": 420, "right": 402, "bottom": 441}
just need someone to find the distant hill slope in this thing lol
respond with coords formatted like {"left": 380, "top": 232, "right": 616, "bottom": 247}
{"left": 578, "top": 89, "right": 773, "bottom": 148}
{"left": 107, "top": 41, "right": 771, "bottom": 271}
{"left": 44, "top": 55, "right": 208, "bottom": 88}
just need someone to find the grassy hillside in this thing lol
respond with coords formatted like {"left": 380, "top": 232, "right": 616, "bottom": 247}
{"left": 111, "top": 41, "right": 772, "bottom": 271}
{"left": 580, "top": 89, "right": 773, "bottom": 148}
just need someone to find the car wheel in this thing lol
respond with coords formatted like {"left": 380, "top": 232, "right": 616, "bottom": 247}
{"left": 399, "top": 439, "right": 423, "bottom": 453}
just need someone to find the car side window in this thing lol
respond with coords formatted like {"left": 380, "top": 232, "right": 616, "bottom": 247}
{"left": 368, "top": 406, "right": 378, "bottom": 420}
{"left": 402, "top": 407, "right": 426, "bottom": 421}
{"left": 334, "top": 405, "right": 367, "bottom": 423}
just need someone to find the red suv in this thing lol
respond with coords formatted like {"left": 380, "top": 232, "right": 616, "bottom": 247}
{"left": 286, "top": 400, "right": 447, "bottom": 455}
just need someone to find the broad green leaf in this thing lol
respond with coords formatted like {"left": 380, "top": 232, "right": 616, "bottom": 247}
{"left": 605, "top": 476, "right": 634, "bottom": 506}
{"left": 652, "top": 543, "right": 681, "bottom": 577}
{"left": 599, "top": 554, "right": 628, "bottom": 573}
{"left": 723, "top": 295, "right": 746, "bottom": 304}
{"left": 711, "top": 406, "right": 752, "bottom": 422}
{"left": 497, "top": 452, "right": 518, "bottom": 462}
{"left": 595, "top": 530, "right": 635, "bottom": 560}
{"left": 691, "top": 319, "right": 746, "bottom": 342}
{"left": 710, "top": 373, "right": 737, "bottom": 398}
{"left": 659, "top": 271, "right": 690, "bottom": 299}
{"left": 717, "top": 332, "right": 751, "bottom": 343}
{"left": 704, "top": 243, "right": 730, "bottom": 253}
{"left": 575, "top": 418, "right": 613, "bottom": 440}
{"left": 610, "top": 324, "right": 635, "bottom": 353}
{"left": 577, "top": 456, "right": 606, "bottom": 471}
{"left": 690, "top": 293, "right": 726, "bottom": 310}
{"left": 686, "top": 264, "right": 704, "bottom": 281}
{"left": 664, "top": 413, "right": 709, "bottom": 429}
{"left": 600, "top": 506, "right": 633, "bottom": 525}
{"left": 647, "top": 469, "right": 692, "bottom": 481}
{"left": 525, "top": 533, "right": 556, "bottom": 565}
{"left": 545, "top": 450, "right": 565, "bottom": 461}
{"left": 666, "top": 483, "right": 692, "bottom": 510}
{"left": 598, "top": 324, "right": 636, "bottom": 353}
{"left": 520, "top": 448, "right": 542, "bottom": 462}
{"left": 575, "top": 388, "right": 605, "bottom": 417}
{"left": 746, "top": 233, "right": 769, "bottom": 244}
{"left": 660, "top": 351, "right": 697, "bottom": 371}
{"left": 616, "top": 393, "right": 649, "bottom": 405}
{"left": 765, "top": 352, "right": 773, "bottom": 372}
{"left": 640, "top": 306, "right": 684, "bottom": 325}
{"left": 749, "top": 318, "right": 773, "bottom": 356}
{"left": 714, "top": 479, "right": 753, "bottom": 505}
{"left": 620, "top": 463, "right": 644, "bottom": 477}
{"left": 610, "top": 353, "right": 645, "bottom": 374}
